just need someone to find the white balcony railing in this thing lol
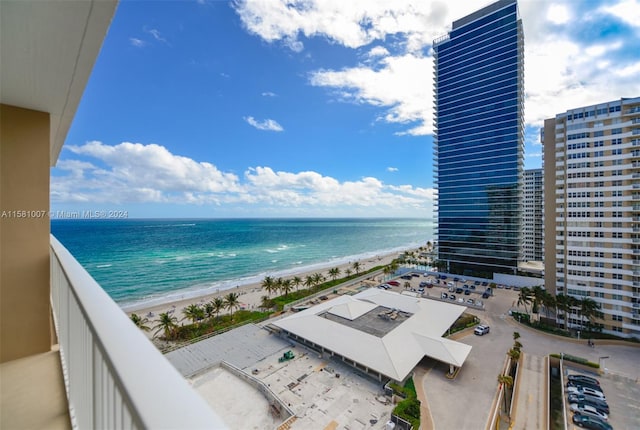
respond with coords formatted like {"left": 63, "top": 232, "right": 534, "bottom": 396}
{"left": 50, "top": 236, "right": 227, "bottom": 429}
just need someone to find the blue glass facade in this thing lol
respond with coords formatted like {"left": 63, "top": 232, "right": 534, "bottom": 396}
{"left": 433, "top": 0, "right": 524, "bottom": 275}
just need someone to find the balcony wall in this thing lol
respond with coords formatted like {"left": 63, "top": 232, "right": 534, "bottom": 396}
{"left": 50, "top": 236, "right": 228, "bottom": 429}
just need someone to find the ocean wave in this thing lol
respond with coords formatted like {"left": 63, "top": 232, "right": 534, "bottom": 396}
{"left": 96, "top": 264, "right": 112, "bottom": 268}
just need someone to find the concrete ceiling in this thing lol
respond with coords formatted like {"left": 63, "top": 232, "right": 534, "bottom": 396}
{"left": 0, "top": 0, "right": 118, "bottom": 165}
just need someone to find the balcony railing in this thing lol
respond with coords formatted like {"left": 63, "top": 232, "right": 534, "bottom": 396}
{"left": 50, "top": 236, "right": 227, "bottom": 429}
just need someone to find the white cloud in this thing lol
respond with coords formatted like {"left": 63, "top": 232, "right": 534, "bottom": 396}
{"left": 262, "top": 91, "right": 277, "bottom": 97}
{"left": 367, "top": 46, "right": 390, "bottom": 58}
{"left": 244, "top": 116, "right": 284, "bottom": 131}
{"left": 52, "top": 142, "right": 433, "bottom": 215}
{"left": 546, "top": 4, "right": 571, "bottom": 24}
{"left": 145, "top": 28, "right": 167, "bottom": 43}
{"left": 387, "top": 167, "right": 398, "bottom": 172}
{"left": 129, "top": 38, "right": 146, "bottom": 48}
{"left": 234, "top": 0, "right": 640, "bottom": 136}
{"left": 600, "top": 0, "right": 640, "bottom": 28}
{"left": 310, "top": 54, "right": 433, "bottom": 135}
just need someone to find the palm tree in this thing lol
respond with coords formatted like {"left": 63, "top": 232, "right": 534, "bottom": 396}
{"left": 513, "top": 341, "right": 523, "bottom": 351}
{"left": 383, "top": 265, "right": 394, "bottom": 280}
{"left": 555, "top": 294, "right": 571, "bottom": 329}
{"left": 312, "top": 272, "right": 324, "bottom": 288}
{"left": 497, "top": 374, "right": 514, "bottom": 413}
{"left": 507, "top": 347, "right": 521, "bottom": 362}
{"left": 328, "top": 267, "right": 340, "bottom": 281}
{"left": 130, "top": 313, "right": 150, "bottom": 332}
{"left": 260, "top": 295, "right": 273, "bottom": 311}
{"left": 274, "top": 277, "right": 284, "bottom": 295}
{"left": 182, "top": 304, "right": 204, "bottom": 325}
{"left": 517, "top": 287, "right": 532, "bottom": 317}
{"left": 513, "top": 331, "right": 521, "bottom": 341}
{"left": 404, "top": 281, "right": 411, "bottom": 290}
{"left": 345, "top": 268, "right": 353, "bottom": 277}
{"left": 261, "top": 276, "right": 276, "bottom": 297}
{"left": 153, "top": 312, "right": 178, "bottom": 340}
{"left": 304, "top": 275, "right": 315, "bottom": 290}
{"left": 203, "top": 301, "right": 215, "bottom": 320}
{"left": 212, "top": 297, "right": 225, "bottom": 320}
{"left": 292, "top": 276, "right": 302, "bottom": 292}
{"left": 530, "top": 285, "right": 546, "bottom": 317}
{"left": 541, "top": 291, "right": 556, "bottom": 319}
{"left": 579, "top": 297, "right": 601, "bottom": 332}
{"left": 280, "top": 278, "right": 293, "bottom": 297}
{"left": 224, "top": 292, "right": 240, "bottom": 320}
{"left": 352, "top": 261, "right": 362, "bottom": 275}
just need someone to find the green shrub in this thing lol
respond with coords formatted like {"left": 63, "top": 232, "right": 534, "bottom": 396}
{"left": 549, "top": 353, "right": 599, "bottom": 369}
{"left": 393, "top": 397, "right": 420, "bottom": 430}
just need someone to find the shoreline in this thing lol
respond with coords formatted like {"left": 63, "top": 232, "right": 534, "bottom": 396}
{"left": 120, "top": 241, "right": 425, "bottom": 313}
{"left": 125, "top": 247, "right": 421, "bottom": 333}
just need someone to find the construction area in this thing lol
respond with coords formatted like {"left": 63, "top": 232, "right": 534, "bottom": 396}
{"left": 167, "top": 323, "right": 394, "bottom": 430}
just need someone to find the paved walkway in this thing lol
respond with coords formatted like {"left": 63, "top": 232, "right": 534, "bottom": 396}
{"left": 512, "top": 353, "right": 545, "bottom": 430}
{"left": 413, "top": 365, "right": 434, "bottom": 430}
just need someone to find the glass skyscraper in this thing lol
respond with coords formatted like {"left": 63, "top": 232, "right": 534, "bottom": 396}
{"left": 433, "top": 0, "right": 524, "bottom": 276}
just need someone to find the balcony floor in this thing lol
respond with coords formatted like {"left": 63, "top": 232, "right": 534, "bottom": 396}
{"left": 1, "top": 345, "right": 70, "bottom": 429}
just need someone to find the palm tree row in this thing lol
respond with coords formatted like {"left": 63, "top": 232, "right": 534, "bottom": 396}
{"left": 130, "top": 291, "right": 242, "bottom": 340}
{"left": 260, "top": 260, "right": 368, "bottom": 299}
{"left": 516, "top": 286, "right": 602, "bottom": 331}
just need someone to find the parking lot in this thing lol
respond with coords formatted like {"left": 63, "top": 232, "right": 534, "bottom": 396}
{"left": 564, "top": 367, "right": 640, "bottom": 430}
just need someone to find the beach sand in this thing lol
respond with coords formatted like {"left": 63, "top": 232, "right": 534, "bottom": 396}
{"left": 126, "top": 248, "right": 416, "bottom": 337}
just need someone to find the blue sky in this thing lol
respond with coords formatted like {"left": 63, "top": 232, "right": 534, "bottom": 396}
{"left": 52, "top": 0, "right": 640, "bottom": 218}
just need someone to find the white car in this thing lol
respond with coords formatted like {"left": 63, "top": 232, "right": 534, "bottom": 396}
{"left": 474, "top": 325, "right": 490, "bottom": 335}
{"left": 567, "top": 386, "right": 605, "bottom": 400}
{"left": 570, "top": 403, "right": 608, "bottom": 421}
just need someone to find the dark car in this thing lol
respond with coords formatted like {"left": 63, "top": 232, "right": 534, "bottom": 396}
{"left": 464, "top": 289, "right": 471, "bottom": 295}
{"left": 482, "top": 292, "right": 490, "bottom": 299}
{"left": 568, "top": 375, "right": 600, "bottom": 386}
{"left": 400, "top": 275, "right": 412, "bottom": 280}
{"left": 419, "top": 281, "right": 428, "bottom": 288}
{"left": 455, "top": 287, "right": 463, "bottom": 294}
{"left": 485, "top": 287, "right": 492, "bottom": 295}
{"left": 388, "top": 281, "right": 400, "bottom": 286}
{"left": 572, "top": 413, "right": 612, "bottom": 430}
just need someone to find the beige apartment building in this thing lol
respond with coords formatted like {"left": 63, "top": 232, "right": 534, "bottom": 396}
{"left": 543, "top": 97, "right": 640, "bottom": 339}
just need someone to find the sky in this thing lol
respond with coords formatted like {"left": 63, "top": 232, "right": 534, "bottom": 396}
{"left": 51, "top": 0, "right": 640, "bottom": 219}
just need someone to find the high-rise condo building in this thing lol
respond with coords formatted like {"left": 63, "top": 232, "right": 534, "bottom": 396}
{"left": 433, "top": 0, "right": 525, "bottom": 276}
{"left": 542, "top": 97, "right": 640, "bottom": 339}
{"left": 523, "top": 168, "right": 543, "bottom": 262}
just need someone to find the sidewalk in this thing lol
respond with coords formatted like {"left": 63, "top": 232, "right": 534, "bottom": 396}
{"left": 511, "top": 353, "right": 546, "bottom": 430}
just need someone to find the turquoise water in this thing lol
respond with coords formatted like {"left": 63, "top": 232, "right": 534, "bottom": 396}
{"left": 51, "top": 218, "right": 433, "bottom": 309}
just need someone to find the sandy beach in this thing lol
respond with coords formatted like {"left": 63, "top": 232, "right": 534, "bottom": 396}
{"left": 126, "top": 248, "right": 415, "bottom": 335}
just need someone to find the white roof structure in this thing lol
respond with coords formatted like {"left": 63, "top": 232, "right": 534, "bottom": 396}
{"left": 273, "top": 289, "right": 472, "bottom": 382}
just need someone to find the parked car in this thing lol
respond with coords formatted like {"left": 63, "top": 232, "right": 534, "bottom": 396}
{"left": 474, "top": 325, "right": 490, "bottom": 335}
{"left": 567, "top": 380, "right": 602, "bottom": 393}
{"left": 464, "top": 289, "right": 471, "bottom": 295}
{"left": 419, "top": 281, "right": 428, "bottom": 288}
{"left": 400, "top": 275, "right": 412, "bottom": 280}
{"left": 388, "top": 281, "right": 400, "bottom": 286}
{"left": 441, "top": 293, "right": 448, "bottom": 299}
{"left": 572, "top": 413, "right": 612, "bottom": 430}
{"left": 570, "top": 403, "right": 608, "bottom": 421}
{"left": 482, "top": 292, "right": 491, "bottom": 299}
{"left": 485, "top": 287, "right": 492, "bottom": 295}
{"left": 455, "top": 287, "right": 463, "bottom": 294}
{"left": 570, "top": 399, "right": 610, "bottom": 415}
{"left": 504, "top": 285, "right": 512, "bottom": 289}
{"left": 568, "top": 395, "right": 609, "bottom": 414}
{"left": 568, "top": 375, "right": 600, "bottom": 386}
{"left": 448, "top": 294, "right": 456, "bottom": 301}
{"left": 567, "top": 386, "right": 605, "bottom": 400}
{"left": 466, "top": 298, "right": 474, "bottom": 305}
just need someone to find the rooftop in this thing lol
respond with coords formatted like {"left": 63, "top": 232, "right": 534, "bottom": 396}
{"left": 273, "top": 288, "right": 472, "bottom": 381}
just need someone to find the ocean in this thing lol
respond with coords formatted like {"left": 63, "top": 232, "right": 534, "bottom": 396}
{"left": 51, "top": 218, "right": 434, "bottom": 310}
